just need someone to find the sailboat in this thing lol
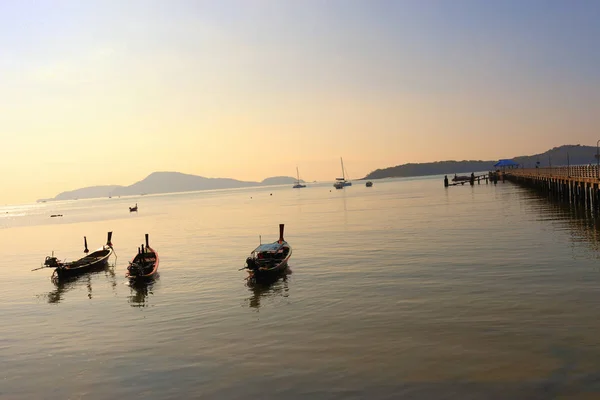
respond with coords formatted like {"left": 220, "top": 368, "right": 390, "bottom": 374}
{"left": 293, "top": 167, "right": 306, "bottom": 189}
{"left": 333, "top": 157, "right": 352, "bottom": 189}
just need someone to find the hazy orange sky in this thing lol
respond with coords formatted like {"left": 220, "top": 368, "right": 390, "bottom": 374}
{"left": 1, "top": 1, "right": 600, "bottom": 204}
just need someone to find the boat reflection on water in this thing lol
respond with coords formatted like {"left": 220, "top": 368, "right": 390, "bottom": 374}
{"left": 42, "top": 265, "right": 115, "bottom": 304}
{"left": 246, "top": 267, "right": 291, "bottom": 310}
{"left": 128, "top": 276, "right": 158, "bottom": 308}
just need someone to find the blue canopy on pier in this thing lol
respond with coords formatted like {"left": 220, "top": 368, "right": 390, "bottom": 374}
{"left": 494, "top": 159, "right": 519, "bottom": 167}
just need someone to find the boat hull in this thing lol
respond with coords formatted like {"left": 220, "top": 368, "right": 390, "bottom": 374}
{"left": 334, "top": 181, "right": 352, "bottom": 189}
{"left": 252, "top": 257, "right": 289, "bottom": 272}
{"left": 247, "top": 260, "right": 289, "bottom": 280}
{"left": 246, "top": 245, "right": 292, "bottom": 280}
{"left": 245, "top": 224, "right": 291, "bottom": 280}
{"left": 54, "top": 247, "right": 113, "bottom": 278}
{"left": 127, "top": 246, "right": 159, "bottom": 280}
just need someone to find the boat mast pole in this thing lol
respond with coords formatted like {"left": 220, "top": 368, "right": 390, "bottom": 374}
{"left": 341, "top": 157, "right": 345, "bottom": 180}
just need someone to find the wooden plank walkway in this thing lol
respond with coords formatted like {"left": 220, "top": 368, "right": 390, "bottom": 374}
{"left": 506, "top": 166, "right": 600, "bottom": 183}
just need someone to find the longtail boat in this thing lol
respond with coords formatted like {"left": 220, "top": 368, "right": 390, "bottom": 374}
{"left": 452, "top": 174, "right": 470, "bottom": 182}
{"left": 243, "top": 224, "right": 292, "bottom": 280}
{"left": 36, "top": 232, "right": 114, "bottom": 278}
{"left": 127, "top": 234, "right": 159, "bottom": 280}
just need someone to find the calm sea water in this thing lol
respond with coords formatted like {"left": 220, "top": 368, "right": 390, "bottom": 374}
{"left": 2, "top": 177, "right": 600, "bottom": 399}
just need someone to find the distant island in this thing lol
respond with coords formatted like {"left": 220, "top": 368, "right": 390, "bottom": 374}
{"left": 38, "top": 172, "right": 304, "bottom": 202}
{"left": 362, "top": 145, "right": 598, "bottom": 180}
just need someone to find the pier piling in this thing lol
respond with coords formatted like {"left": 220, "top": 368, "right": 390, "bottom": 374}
{"left": 505, "top": 166, "right": 600, "bottom": 212}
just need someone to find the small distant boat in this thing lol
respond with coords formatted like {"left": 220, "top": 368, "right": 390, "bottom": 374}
{"left": 129, "top": 203, "right": 138, "bottom": 212}
{"left": 50, "top": 214, "right": 63, "bottom": 217}
{"left": 127, "top": 234, "right": 159, "bottom": 280}
{"left": 366, "top": 181, "right": 373, "bottom": 187}
{"left": 333, "top": 157, "right": 352, "bottom": 189}
{"left": 452, "top": 174, "right": 470, "bottom": 182}
{"left": 243, "top": 224, "right": 292, "bottom": 280}
{"left": 293, "top": 166, "right": 306, "bottom": 189}
{"left": 35, "top": 232, "right": 114, "bottom": 278}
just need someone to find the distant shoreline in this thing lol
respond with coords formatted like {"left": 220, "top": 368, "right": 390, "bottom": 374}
{"left": 362, "top": 145, "right": 596, "bottom": 180}
{"left": 36, "top": 172, "right": 306, "bottom": 203}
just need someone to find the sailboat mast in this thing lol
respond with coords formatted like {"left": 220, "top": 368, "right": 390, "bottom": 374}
{"left": 296, "top": 166, "right": 300, "bottom": 183}
{"left": 340, "top": 157, "right": 345, "bottom": 180}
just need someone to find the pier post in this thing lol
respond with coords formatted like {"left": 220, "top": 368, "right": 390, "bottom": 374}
{"left": 586, "top": 183, "right": 590, "bottom": 208}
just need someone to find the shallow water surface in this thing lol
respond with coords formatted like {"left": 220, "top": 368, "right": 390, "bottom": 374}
{"left": 2, "top": 178, "right": 600, "bottom": 399}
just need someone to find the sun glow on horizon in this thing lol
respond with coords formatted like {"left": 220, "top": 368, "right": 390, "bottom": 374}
{"left": 1, "top": 1, "right": 600, "bottom": 203}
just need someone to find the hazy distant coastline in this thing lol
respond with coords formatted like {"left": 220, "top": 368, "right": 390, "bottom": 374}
{"left": 38, "top": 172, "right": 304, "bottom": 202}
{"left": 363, "top": 145, "right": 597, "bottom": 180}
{"left": 38, "top": 145, "right": 597, "bottom": 202}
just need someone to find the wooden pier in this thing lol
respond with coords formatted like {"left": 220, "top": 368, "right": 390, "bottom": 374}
{"left": 444, "top": 173, "right": 494, "bottom": 187}
{"left": 504, "top": 166, "right": 600, "bottom": 210}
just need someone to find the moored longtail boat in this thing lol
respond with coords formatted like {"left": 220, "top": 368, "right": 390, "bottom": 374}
{"left": 37, "top": 232, "right": 114, "bottom": 278}
{"left": 243, "top": 224, "right": 292, "bottom": 280}
{"left": 127, "top": 234, "right": 159, "bottom": 280}
{"left": 452, "top": 174, "right": 470, "bottom": 182}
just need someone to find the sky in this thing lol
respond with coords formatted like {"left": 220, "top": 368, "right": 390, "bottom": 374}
{"left": 1, "top": 0, "right": 600, "bottom": 203}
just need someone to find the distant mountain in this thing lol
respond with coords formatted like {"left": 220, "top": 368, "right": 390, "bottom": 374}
{"left": 363, "top": 145, "right": 598, "bottom": 180}
{"left": 111, "top": 172, "right": 256, "bottom": 197}
{"left": 39, "top": 172, "right": 300, "bottom": 202}
{"left": 47, "top": 185, "right": 123, "bottom": 201}
{"left": 364, "top": 160, "right": 493, "bottom": 180}
{"left": 261, "top": 176, "right": 304, "bottom": 185}
{"left": 512, "top": 144, "right": 596, "bottom": 168}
